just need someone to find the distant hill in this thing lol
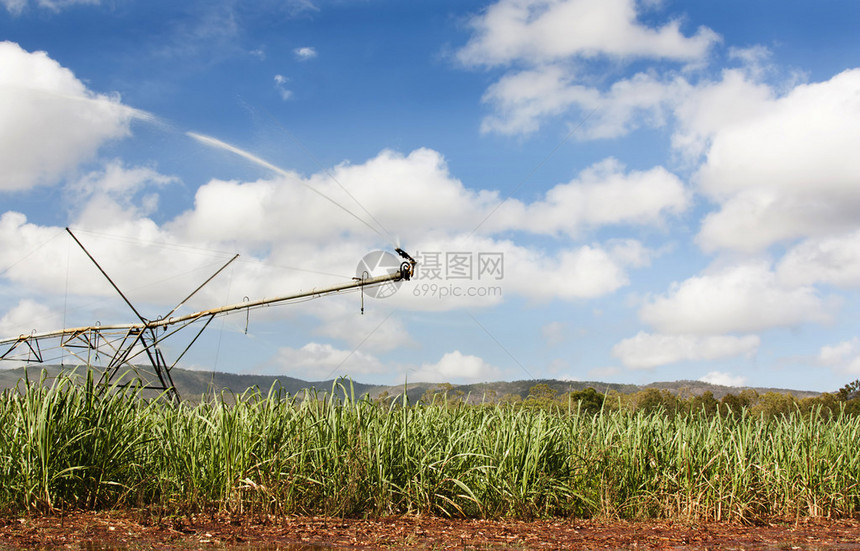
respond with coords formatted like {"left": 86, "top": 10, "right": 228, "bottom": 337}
{"left": 0, "top": 365, "right": 823, "bottom": 402}
{"left": 642, "top": 379, "right": 820, "bottom": 400}
{"left": 0, "top": 365, "right": 383, "bottom": 402}
{"left": 378, "top": 378, "right": 821, "bottom": 403}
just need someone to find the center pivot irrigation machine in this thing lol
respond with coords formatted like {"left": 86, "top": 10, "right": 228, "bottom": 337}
{"left": 0, "top": 228, "right": 416, "bottom": 402}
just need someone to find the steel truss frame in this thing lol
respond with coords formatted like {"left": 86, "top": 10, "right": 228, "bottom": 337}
{"left": 0, "top": 229, "right": 416, "bottom": 402}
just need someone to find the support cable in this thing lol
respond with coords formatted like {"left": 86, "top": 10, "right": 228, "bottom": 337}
{"left": 187, "top": 131, "right": 397, "bottom": 247}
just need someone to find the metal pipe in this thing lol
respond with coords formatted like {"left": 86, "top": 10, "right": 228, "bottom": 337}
{"left": 0, "top": 268, "right": 406, "bottom": 346}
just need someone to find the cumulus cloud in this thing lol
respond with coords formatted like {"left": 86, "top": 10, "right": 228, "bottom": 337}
{"left": 0, "top": 42, "right": 140, "bottom": 191}
{"left": 503, "top": 242, "right": 640, "bottom": 301}
{"left": 612, "top": 332, "right": 759, "bottom": 369}
{"left": 0, "top": 299, "right": 62, "bottom": 337}
{"left": 293, "top": 46, "right": 317, "bottom": 61}
{"left": 478, "top": 65, "right": 593, "bottom": 136}
{"left": 392, "top": 233, "right": 654, "bottom": 310}
{"left": 408, "top": 350, "right": 501, "bottom": 383}
{"left": 818, "top": 338, "right": 860, "bottom": 375}
{"left": 480, "top": 67, "right": 690, "bottom": 138}
{"left": 475, "top": 47, "right": 779, "bottom": 143}
{"left": 311, "top": 301, "right": 415, "bottom": 352}
{"left": 271, "top": 342, "right": 386, "bottom": 378}
{"left": 819, "top": 338, "right": 857, "bottom": 365}
{"left": 72, "top": 161, "right": 175, "bottom": 197}
{"left": 70, "top": 161, "right": 178, "bottom": 218}
{"left": 0, "top": 140, "right": 667, "bottom": 326}
{"left": 270, "top": 347, "right": 501, "bottom": 384}
{"left": 160, "top": 140, "right": 682, "bottom": 308}
{"left": 639, "top": 262, "right": 831, "bottom": 334}
{"left": 0, "top": 41, "right": 696, "bottom": 370}
{"left": 459, "top": 0, "right": 718, "bottom": 137}
{"left": 457, "top": 0, "right": 718, "bottom": 67}
{"left": 495, "top": 158, "right": 689, "bottom": 234}
{"left": 2, "top": 0, "right": 98, "bottom": 15}
{"left": 777, "top": 230, "right": 860, "bottom": 288}
{"left": 699, "top": 370, "right": 747, "bottom": 387}
{"left": 671, "top": 68, "right": 775, "bottom": 160}
{"left": 173, "top": 147, "right": 493, "bottom": 247}
{"left": 694, "top": 69, "right": 860, "bottom": 252}
{"left": 0, "top": 210, "right": 246, "bottom": 316}
{"left": 175, "top": 144, "right": 683, "bottom": 251}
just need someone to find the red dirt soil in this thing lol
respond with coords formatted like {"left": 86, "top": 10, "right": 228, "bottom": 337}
{"left": 1, "top": 512, "right": 859, "bottom": 550}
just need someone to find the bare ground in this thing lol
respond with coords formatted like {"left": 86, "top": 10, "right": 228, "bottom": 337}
{"left": 1, "top": 512, "right": 859, "bottom": 550}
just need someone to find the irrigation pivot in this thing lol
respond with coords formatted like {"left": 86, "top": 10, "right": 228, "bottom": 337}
{"left": 0, "top": 229, "right": 416, "bottom": 402}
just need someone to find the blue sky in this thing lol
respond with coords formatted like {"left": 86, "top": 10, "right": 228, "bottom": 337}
{"left": 2, "top": 0, "right": 860, "bottom": 392}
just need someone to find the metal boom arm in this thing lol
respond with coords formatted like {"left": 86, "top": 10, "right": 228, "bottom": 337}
{"left": 0, "top": 253, "right": 415, "bottom": 402}
{"left": 1, "top": 266, "right": 409, "bottom": 346}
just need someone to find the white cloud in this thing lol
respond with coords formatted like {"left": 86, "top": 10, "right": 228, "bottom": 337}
{"left": 274, "top": 74, "right": 292, "bottom": 100}
{"left": 0, "top": 99, "right": 684, "bottom": 359}
{"left": 311, "top": 301, "right": 415, "bottom": 353}
{"left": 819, "top": 338, "right": 857, "bottom": 365}
{"left": 0, "top": 41, "right": 139, "bottom": 191}
{"left": 640, "top": 261, "right": 831, "bottom": 334}
{"left": 293, "top": 46, "right": 317, "bottom": 61}
{"left": 0, "top": 140, "right": 664, "bottom": 325}
{"left": 579, "top": 72, "right": 683, "bottom": 139}
{"left": 777, "top": 230, "right": 860, "bottom": 288}
{"left": 457, "top": 0, "right": 718, "bottom": 67}
{"left": 459, "top": 0, "right": 718, "bottom": 137}
{"left": 612, "top": 332, "right": 759, "bottom": 369}
{"left": 399, "top": 234, "right": 653, "bottom": 308}
{"left": 671, "top": 68, "right": 775, "bottom": 160}
{"left": 271, "top": 342, "right": 386, "bottom": 378}
{"left": 0, "top": 299, "right": 62, "bottom": 337}
{"left": 607, "top": 239, "right": 654, "bottom": 269}
{"left": 381, "top": 235, "right": 650, "bottom": 310}
{"left": 71, "top": 161, "right": 177, "bottom": 210}
{"left": 478, "top": 65, "right": 594, "bottom": 136}
{"left": 173, "top": 147, "right": 495, "bottom": 246}
{"left": 266, "top": 347, "right": 502, "bottom": 385}
{"left": 408, "top": 350, "right": 501, "bottom": 383}
{"left": 818, "top": 338, "right": 860, "bottom": 375}
{"left": 2, "top": 0, "right": 98, "bottom": 14}
{"left": 176, "top": 141, "right": 684, "bottom": 250}
{"left": 694, "top": 69, "right": 860, "bottom": 252}
{"left": 163, "top": 142, "right": 682, "bottom": 306}
{"left": 496, "top": 158, "right": 689, "bottom": 235}
{"left": 696, "top": 70, "right": 860, "bottom": 198}
{"left": 698, "top": 371, "right": 747, "bottom": 387}
{"left": 0, "top": 210, "right": 247, "bottom": 313}
{"left": 1, "top": 0, "right": 25, "bottom": 13}
{"left": 727, "top": 45, "right": 774, "bottom": 79}
{"left": 480, "top": 68, "right": 689, "bottom": 138}
{"left": 505, "top": 243, "right": 636, "bottom": 300}
{"left": 473, "top": 47, "right": 779, "bottom": 144}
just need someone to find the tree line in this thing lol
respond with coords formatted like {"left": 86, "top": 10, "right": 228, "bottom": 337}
{"left": 410, "top": 380, "right": 860, "bottom": 419}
